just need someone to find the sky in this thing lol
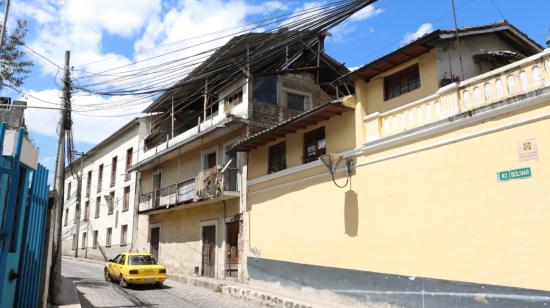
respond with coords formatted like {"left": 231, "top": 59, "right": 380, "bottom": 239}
{"left": 3, "top": 0, "right": 550, "bottom": 180}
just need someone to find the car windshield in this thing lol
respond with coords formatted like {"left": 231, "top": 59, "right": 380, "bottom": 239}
{"left": 128, "top": 255, "right": 157, "bottom": 265}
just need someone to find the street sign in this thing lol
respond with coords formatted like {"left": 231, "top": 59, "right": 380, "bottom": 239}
{"left": 497, "top": 167, "right": 532, "bottom": 182}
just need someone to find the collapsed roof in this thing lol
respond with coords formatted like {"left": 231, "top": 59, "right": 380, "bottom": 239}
{"left": 144, "top": 30, "right": 351, "bottom": 115}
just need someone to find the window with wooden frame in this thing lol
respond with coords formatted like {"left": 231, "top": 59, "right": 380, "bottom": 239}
{"left": 120, "top": 224, "right": 128, "bottom": 246}
{"left": 83, "top": 201, "right": 89, "bottom": 221}
{"left": 97, "top": 164, "right": 103, "bottom": 192}
{"left": 93, "top": 230, "right": 98, "bottom": 248}
{"left": 384, "top": 64, "right": 420, "bottom": 100}
{"left": 64, "top": 208, "right": 69, "bottom": 226}
{"left": 81, "top": 232, "right": 87, "bottom": 249}
{"left": 286, "top": 92, "right": 309, "bottom": 112}
{"left": 268, "top": 142, "right": 286, "bottom": 174}
{"left": 125, "top": 148, "right": 133, "bottom": 181}
{"left": 123, "top": 186, "right": 130, "bottom": 211}
{"left": 110, "top": 156, "right": 117, "bottom": 187}
{"left": 86, "top": 170, "right": 92, "bottom": 197}
{"left": 303, "top": 127, "right": 326, "bottom": 163}
{"left": 226, "top": 89, "right": 243, "bottom": 106}
{"left": 66, "top": 181, "right": 72, "bottom": 200}
{"left": 95, "top": 196, "right": 101, "bottom": 218}
{"left": 106, "top": 227, "right": 112, "bottom": 247}
{"left": 108, "top": 191, "right": 115, "bottom": 215}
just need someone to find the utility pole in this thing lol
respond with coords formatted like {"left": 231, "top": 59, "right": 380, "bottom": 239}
{"left": 0, "top": 0, "right": 11, "bottom": 50}
{"left": 50, "top": 50, "right": 71, "bottom": 305}
{"left": 73, "top": 154, "right": 84, "bottom": 258}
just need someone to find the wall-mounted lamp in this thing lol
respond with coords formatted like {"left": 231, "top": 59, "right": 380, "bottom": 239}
{"left": 319, "top": 153, "right": 353, "bottom": 188}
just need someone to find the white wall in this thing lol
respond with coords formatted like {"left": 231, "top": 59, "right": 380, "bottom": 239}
{"left": 61, "top": 124, "right": 140, "bottom": 259}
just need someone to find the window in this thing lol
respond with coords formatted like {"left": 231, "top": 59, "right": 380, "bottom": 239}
{"left": 252, "top": 75, "right": 277, "bottom": 105}
{"left": 268, "top": 142, "right": 286, "bottom": 174}
{"left": 73, "top": 204, "right": 79, "bottom": 222}
{"left": 93, "top": 230, "right": 98, "bottom": 248}
{"left": 106, "top": 227, "right": 112, "bottom": 247}
{"left": 95, "top": 196, "right": 101, "bottom": 218}
{"left": 66, "top": 182, "right": 72, "bottom": 200}
{"left": 72, "top": 234, "right": 77, "bottom": 250}
{"left": 384, "top": 64, "right": 420, "bottom": 100}
{"left": 118, "top": 255, "right": 126, "bottom": 265}
{"left": 81, "top": 232, "right": 87, "bottom": 249}
{"left": 97, "top": 164, "right": 103, "bottom": 192}
{"left": 303, "top": 127, "right": 326, "bottom": 163}
{"left": 128, "top": 255, "right": 157, "bottom": 265}
{"left": 123, "top": 186, "right": 130, "bottom": 211}
{"left": 83, "top": 201, "right": 89, "bottom": 221}
{"left": 64, "top": 208, "right": 69, "bottom": 226}
{"left": 204, "top": 152, "right": 217, "bottom": 169}
{"left": 125, "top": 148, "right": 133, "bottom": 181}
{"left": 120, "top": 224, "right": 128, "bottom": 246}
{"left": 226, "top": 90, "right": 243, "bottom": 106}
{"left": 108, "top": 191, "right": 115, "bottom": 215}
{"left": 86, "top": 170, "right": 92, "bottom": 197}
{"left": 286, "top": 92, "right": 308, "bottom": 112}
{"left": 111, "top": 157, "right": 117, "bottom": 187}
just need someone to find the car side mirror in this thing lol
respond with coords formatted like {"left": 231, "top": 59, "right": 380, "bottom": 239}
{"left": 108, "top": 259, "right": 114, "bottom": 262}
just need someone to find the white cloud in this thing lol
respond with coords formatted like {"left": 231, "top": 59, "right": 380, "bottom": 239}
{"left": 349, "top": 5, "right": 383, "bottom": 21}
{"left": 402, "top": 23, "right": 433, "bottom": 44}
{"left": 329, "top": 4, "right": 382, "bottom": 41}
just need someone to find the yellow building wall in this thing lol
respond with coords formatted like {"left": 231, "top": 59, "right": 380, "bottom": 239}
{"left": 361, "top": 49, "right": 439, "bottom": 115}
{"left": 247, "top": 100, "right": 550, "bottom": 292}
{"left": 248, "top": 110, "right": 357, "bottom": 179}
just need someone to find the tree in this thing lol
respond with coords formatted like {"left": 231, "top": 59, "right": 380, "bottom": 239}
{"left": 0, "top": 19, "right": 32, "bottom": 88}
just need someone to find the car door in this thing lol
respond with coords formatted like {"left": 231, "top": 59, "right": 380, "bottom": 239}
{"left": 115, "top": 255, "right": 126, "bottom": 279}
{"left": 109, "top": 255, "right": 121, "bottom": 278}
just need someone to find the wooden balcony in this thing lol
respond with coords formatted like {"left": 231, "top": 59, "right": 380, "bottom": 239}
{"left": 138, "top": 166, "right": 239, "bottom": 213}
{"left": 364, "top": 49, "right": 550, "bottom": 142}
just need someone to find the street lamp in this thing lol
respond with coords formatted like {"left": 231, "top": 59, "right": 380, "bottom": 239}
{"left": 319, "top": 153, "right": 353, "bottom": 188}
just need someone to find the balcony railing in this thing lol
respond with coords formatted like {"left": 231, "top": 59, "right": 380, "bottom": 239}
{"left": 138, "top": 166, "right": 239, "bottom": 212}
{"left": 364, "top": 49, "right": 550, "bottom": 142}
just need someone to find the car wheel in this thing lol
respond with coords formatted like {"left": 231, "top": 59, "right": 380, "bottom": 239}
{"left": 119, "top": 275, "right": 128, "bottom": 288}
{"left": 155, "top": 282, "right": 163, "bottom": 288}
{"left": 104, "top": 269, "right": 111, "bottom": 282}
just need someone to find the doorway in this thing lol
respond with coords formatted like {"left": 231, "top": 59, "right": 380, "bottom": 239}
{"left": 225, "top": 221, "right": 240, "bottom": 277}
{"left": 150, "top": 225, "right": 160, "bottom": 261}
{"left": 201, "top": 225, "right": 216, "bottom": 277}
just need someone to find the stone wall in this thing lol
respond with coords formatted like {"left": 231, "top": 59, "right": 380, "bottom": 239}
{"left": 248, "top": 72, "right": 332, "bottom": 136}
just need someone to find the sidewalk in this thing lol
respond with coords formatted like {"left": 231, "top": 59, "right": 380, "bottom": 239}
{"left": 50, "top": 275, "right": 81, "bottom": 308}
{"left": 63, "top": 256, "right": 377, "bottom": 307}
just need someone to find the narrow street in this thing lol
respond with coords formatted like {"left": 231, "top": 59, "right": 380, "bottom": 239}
{"left": 62, "top": 258, "right": 261, "bottom": 308}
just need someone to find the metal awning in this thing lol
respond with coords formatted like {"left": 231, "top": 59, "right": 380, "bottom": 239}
{"left": 231, "top": 99, "right": 354, "bottom": 152}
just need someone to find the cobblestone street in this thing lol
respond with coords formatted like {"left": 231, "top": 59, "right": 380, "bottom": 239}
{"left": 62, "top": 258, "right": 261, "bottom": 308}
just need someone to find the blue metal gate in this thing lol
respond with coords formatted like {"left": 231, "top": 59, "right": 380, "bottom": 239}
{"left": 0, "top": 124, "right": 49, "bottom": 308}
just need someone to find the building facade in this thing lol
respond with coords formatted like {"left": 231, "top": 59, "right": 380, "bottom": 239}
{"left": 233, "top": 22, "right": 550, "bottom": 306}
{"left": 131, "top": 32, "right": 349, "bottom": 282}
{"left": 61, "top": 120, "right": 140, "bottom": 261}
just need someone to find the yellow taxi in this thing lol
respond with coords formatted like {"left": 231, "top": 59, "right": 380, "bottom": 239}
{"left": 104, "top": 252, "right": 167, "bottom": 288}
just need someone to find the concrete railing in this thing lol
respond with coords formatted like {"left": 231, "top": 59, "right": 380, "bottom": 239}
{"left": 364, "top": 49, "right": 550, "bottom": 142}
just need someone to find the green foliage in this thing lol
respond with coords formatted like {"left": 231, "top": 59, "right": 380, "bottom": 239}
{"left": 0, "top": 19, "right": 33, "bottom": 88}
